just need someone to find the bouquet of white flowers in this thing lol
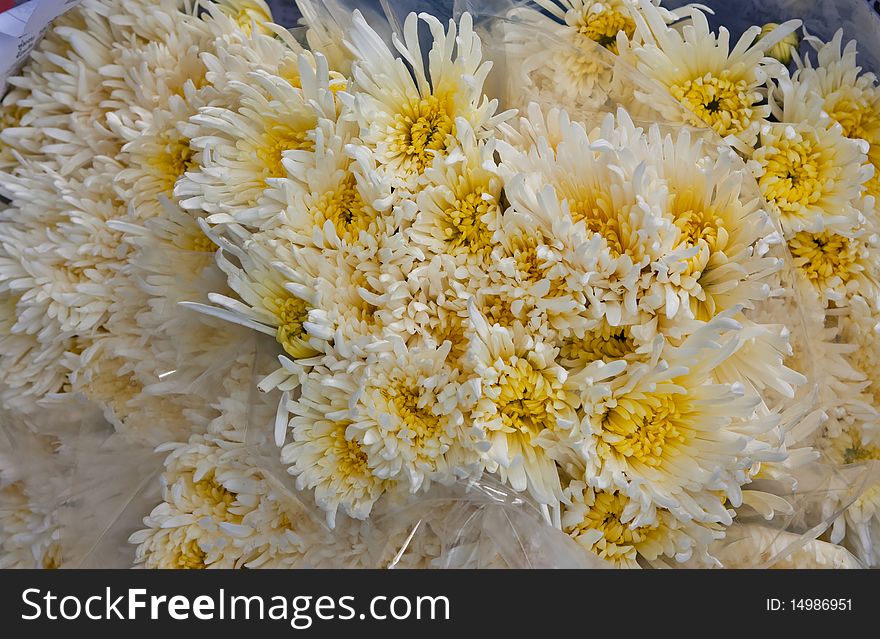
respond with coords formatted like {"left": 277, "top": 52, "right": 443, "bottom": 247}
{"left": 1, "top": 0, "right": 878, "bottom": 569}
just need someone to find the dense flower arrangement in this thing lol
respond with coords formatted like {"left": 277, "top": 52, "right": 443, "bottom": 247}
{"left": 0, "top": 0, "right": 878, "bottom": 568}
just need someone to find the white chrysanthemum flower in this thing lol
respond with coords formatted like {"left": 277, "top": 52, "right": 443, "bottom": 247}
{"left": 264, "top": 118, "right": 393, "bottom": 246}
{"left": 101, "top": 0, "right": 258, "bottom": 120}
{"left": 652, "top": 128, "right": 781, "bottom": 322}
{"left": 501, "top": 0, "right": 692, "bottom": 114}
{"left": 787, "top": 228, "right": 879, "bottom": 306}
{"left": 466, "top": 304, "right": 623, "bottom": 504}
{"left": 0, "top": 1, "right": 128, "bottom": 176}
{"left": 499, "top": 108, "right": 674, "bottom": 326}
{"left": 0, "top": 169, "right": 125, "bottom": 335}
{"left": 130, "top": 429, "right": 309, "bottom": 569}
{"left": 0, "top": 416, "right": 71, "bottom": 568}
{"left": 580, "top": 315, "right": 786, "bottom": 524}
{"left": 347, "top": 337, "right": 484, "bottom": 493}
{"left": 793, "top": 30, "right": 880, "bottom": 201}
{"left": 177, "top": 54, "right": 340, "bottom": 228}
{"left": 342, "top": 11, "right": 508, "bottom": 191}
{"left": 754, "top": 78, "right": 873, "bottom": 235}
{"left": 282, "top": 369, "right": 392, "bottom": 527}
{"left": 199, "top": 13, "right": 306, "bottom": 97}
{"left": 823, "top": 428, "right": 880, "bottom": 567}
{"left": 561, "top": 480, "right": 722, "bottom": 568}
{"left": 0, "top": 291, "right": 80, "bottom": 416}
{"left": 109, "top": 87, "right": 210, "bottom": 221}
{"left": 626, "top": 0, "right": 799, "bottom": 149}
{"left": 409, "top": 124, "right": 504, "bottom": 266}
{"left": 841, "top": 295, "right": 880, "bottom": 417}
{"left": 0, "top": 481, "right": 63, "bottom": 569}
{"left": 481, "top": 209, "right": 593, "bottom": 334}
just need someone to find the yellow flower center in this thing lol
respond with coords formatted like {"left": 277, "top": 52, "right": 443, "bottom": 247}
{"left": 826, "top": 94, "right": 880, "bottom": 147}
{"left": 843, "top": 440, "right": 880, "bottom": 464}
{"left": 670, "top": 72, "right": 756, "bottom": 138}
{"left": 567, "top": 491, "right": 646, "bottom": 547}
{"left": 172, "top": 539, "right": 206, "bottom": 569}
{"left": 155, "top": 135, "right": 198, "bottom": 193}
{"left": 257, "top": 122, "right": 314, "bottom": 179}
{"left": 268, "top": 295, "right": 312, "bottom": 358}
{"left": 601, "top": 392, "right": 690, "bottom": 467}
{"left": 192, "top": 475, "right": 239, "bottom": 521}
{"left": 569, "top": 194, "right": 632, "bottom": 258}
{"left": 507, "top": 232, "right": 550, "bottom": 283}
{"left": 431, "top": 311, "right": 469, "bottom": 363}
{"left": 390, "top": 94, "right": 455, "bottom": 176}
{"left": 186, "top": 231, "right": 216, "bottom": 253}
{"left": 0, "top": 102, "right": 27, "bottom": 131}
{"left": 330, "top": 424, "right": 371, "bottom": 477}
{"left": 314, "top": 174, "right": 375, "bottom": 242}
{"left": 496, "top": 358, "right": 564, "bottom": 439}
{"left": 757, "top": 133, "right": 826, "bottom": 217}
{"left": 386, "top": 384, "right": 441, "bottom": 449}
{"left": 560, "top": 325, "right": 635, "bottom": 368}
{"left": 441, "top": 188, "right": 497, "bottom": 256}
{"left": 571, "top": 4, "right": 635, "bottom": 55}
{"left": 480, "top": 294, "right": 521, "bottom": 327}
{"left": 675, "top": 208, "right": 724, "bottom": 252}
{"left": 788, "top": 231, "right": 857, "bottom": 288}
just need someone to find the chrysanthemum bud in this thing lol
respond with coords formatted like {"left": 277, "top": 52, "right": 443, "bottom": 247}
{"left": 759, "top": 22, "right": 801, "bottom": 65}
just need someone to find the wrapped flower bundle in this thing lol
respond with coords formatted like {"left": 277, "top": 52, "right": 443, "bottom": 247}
{"left": 1, "top": 0, "right": 879, "bottom": 569}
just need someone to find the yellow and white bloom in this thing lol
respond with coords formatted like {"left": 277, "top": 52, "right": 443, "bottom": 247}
{"left": 177, "top": 54, "right": 340, "bottom": 228}
{"left": 502, "top": 0, "right": 687, "bottom": 113}
{"left": 466, "top": 305, "right": 623, "bottom": 504}
{"left": 343, "top": 11, "right": 508, "bottom": 191}
{"left": 580, "top": 315, "right": 785, "bottom": 523}
{"left": 793, "top": 30, "right": 880, "bottom": 201}
{"left": 561, "top": 480, "right": 721, "bottom": 567}
{"left": 282, "top": 368, "right": 391, "bottom": 527}
{"left": 787, "top": 228, "right": 879, "bottom": 306}
{"left": 755, "top": 78, "right": 873, "bottom": 235}
{"left": 130, "top": 428, "right": 310, "bottom": 569}
{"left": 267, "top": 118, "right": 393, "bottom": 247}
{"left": 347, "top": 337, "right": 484, "bottom": 493}
{"left": 409, "top": 124, "right": 504, "bottom": 266}
{"left": 627, "top": 0, "right": 799, "bottom": 149}
{"left": 653, "top": 128, "right": 780, "bottom": 321}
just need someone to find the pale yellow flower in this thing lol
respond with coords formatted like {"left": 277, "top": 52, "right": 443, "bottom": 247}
{"left": 343, "top": 11, "right": 508, "bottom": 191}
{"left": 562, "top": 481, "right": 721, "bottom": 567}
{"left": 628, "top": 1, "right": 799, "bottom": 148}
{"left": 794, "top": 30, "right": 880, "bottom": 200}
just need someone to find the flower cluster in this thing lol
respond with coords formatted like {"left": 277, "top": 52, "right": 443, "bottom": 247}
{"left": 0, "top": 0, "right": 878, "bottom": 569}
{"left": 500, "top": 0, "right": 880, "bottom": 567}
{"left": 164, "top": 4, "right": 803, "bottom": 568}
